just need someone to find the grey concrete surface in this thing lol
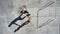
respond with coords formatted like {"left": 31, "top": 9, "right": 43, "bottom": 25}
{"left": 0, "top": 0, "right": 60, "bottom": 34}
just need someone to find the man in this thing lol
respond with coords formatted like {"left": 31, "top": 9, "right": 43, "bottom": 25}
{"left": 8, "top": 5, "right": 31, "bottom": 32}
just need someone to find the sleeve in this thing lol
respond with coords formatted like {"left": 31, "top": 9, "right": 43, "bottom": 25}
{"left": 26, "top": 14, "right": 30, "bottom": 16}
{"left": 24, "top": 10, "right": 29, "bottom": 13}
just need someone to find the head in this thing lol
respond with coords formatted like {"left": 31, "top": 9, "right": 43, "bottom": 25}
{"left": 23, "top": 5, "right": 26, "bottom": 8}
{"left": 22, "top": 5, "right": 26, "bottom": 10}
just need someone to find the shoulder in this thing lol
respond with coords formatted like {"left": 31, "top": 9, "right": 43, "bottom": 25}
{"left": 24, "top": 10, "right": 29, "bottom": 13}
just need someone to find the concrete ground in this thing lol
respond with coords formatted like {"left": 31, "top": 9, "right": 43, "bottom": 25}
{"left": 0, "top": 0, "right": 60, "bottom": 34}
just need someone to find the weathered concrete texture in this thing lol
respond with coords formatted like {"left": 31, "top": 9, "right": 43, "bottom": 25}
{"left": 0, "top": 0, "right": 59, "bottom": 34}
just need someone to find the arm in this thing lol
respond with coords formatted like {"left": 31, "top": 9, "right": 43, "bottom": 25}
{"left": 20, "top": 11, "right": 23, "bottom": 16}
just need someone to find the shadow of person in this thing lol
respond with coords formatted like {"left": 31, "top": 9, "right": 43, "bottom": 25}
{"left": 8, "top": 16, "right": 26, "bottom": 27}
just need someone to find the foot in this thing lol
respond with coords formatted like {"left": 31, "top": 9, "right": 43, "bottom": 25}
{"left": 8, "top": 24, "right": 11, "bottom": 27}
{"left": 14, "top": 29, "right": 17, "bottom": 33}
{"left": 14, "top": 26, "right": 21, "bottom": 32}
